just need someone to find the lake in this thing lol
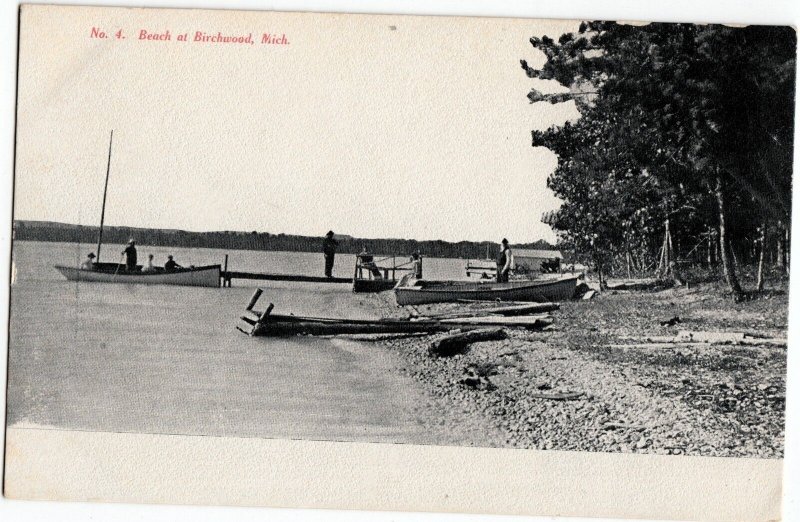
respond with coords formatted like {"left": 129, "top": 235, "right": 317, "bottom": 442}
{"left": 7, "top": 240, "right": 492, "bottom": 446}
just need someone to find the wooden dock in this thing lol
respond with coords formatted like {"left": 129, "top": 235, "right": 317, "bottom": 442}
{"left": 218, "top": 253, "right": 352, "bottom": 287}
{"left": 221, "top": 271, "right": 351, "bottom": 286}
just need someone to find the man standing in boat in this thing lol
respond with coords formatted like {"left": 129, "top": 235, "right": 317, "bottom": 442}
{"left": 323, "top": 230, "right": 338, "bottom": 278}
{"left": 496, "top": 238, "right": 513, "bottom": 283}
{"left": 122, "top": 239, "right": 138, "bottom": 272}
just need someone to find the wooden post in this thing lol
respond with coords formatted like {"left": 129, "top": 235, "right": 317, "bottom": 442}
{"left": 258, "top": 303, "right": 274, "bottom": 324}
{"left": 223, "top": 254, "right": 229, "bottom": 287}
{"left": 245, "top": 288, "right": 263, "bottom": 311}
{"left": 251, "top": 303, "right": 274, "bottom": 336}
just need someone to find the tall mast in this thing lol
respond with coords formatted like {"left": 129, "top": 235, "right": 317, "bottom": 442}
{"left": 96, "top": 130, "right": 113, "bottom": 262}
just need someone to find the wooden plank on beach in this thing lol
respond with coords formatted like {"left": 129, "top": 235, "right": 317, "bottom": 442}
{"left": 438, "top": 302, "right": 559, "bottom": 317}
{"left": 438, "top": 314, "right": 552, "bottom": 327}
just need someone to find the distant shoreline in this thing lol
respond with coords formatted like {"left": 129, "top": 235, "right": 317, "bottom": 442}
{"left": 12, "top": 220, "right": 558, "bottom": 260}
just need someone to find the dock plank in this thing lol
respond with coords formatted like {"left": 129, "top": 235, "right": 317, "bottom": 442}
{"left": 222, "top": 271, "right": 351, "bottom": 284}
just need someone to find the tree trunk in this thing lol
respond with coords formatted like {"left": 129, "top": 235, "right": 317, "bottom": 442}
{"left": 625, "top": 245, "right": 632, "bottom": 279}
{"left": 598, "top": 261, "right": 604, "bottom": 290}
{"left": 665, "top": 221, "right": 683, "bottom": 285}
{"left": 715, "top": 174, "right": 743, "bottom": 298}
{"left": 757, "top": 221, "right": 767, "bottom": 292}
{"left": 786, "top": 226, "right": 790, "bottom": 275}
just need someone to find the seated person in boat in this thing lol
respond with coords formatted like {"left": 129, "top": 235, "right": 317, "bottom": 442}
{"left": 80, "top": 252, "right": 96, "bottom": 270}
{"left": 358, "top": 247, "right": 382, "bottom": 279}
{"left": 164, "top": 255, "right": 182, "bottom": 271}
{"left": 141, "top": 254, "right": 156, "bottom": 272}
{"left": 122, "top": 239, "right": 138, "bottom": 271}
{"left": 496, "top": 238, "right": 513, "bottom": 283}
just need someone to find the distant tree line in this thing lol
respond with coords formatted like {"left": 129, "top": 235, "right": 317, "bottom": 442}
{"left": 13, "top": 221, "right": 556, "bottom": 260}
{"left": 521, "top": 22, "right": 795, "bottom": 297}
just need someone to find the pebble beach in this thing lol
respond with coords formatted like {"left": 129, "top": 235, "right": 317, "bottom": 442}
{"left": 377, "top": 281, "right": 787, "bottom": 457}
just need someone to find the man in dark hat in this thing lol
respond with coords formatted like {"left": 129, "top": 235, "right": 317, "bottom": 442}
{"left": 496, "top": 238, "right": 513, "bottom": 283}
{"left": 322, "top": 231, "right": 338, "bottom": 278}
{"left": 164, "top": 255, "right": 182, "bottom": 271}
{"left": 122, "top": 239, "right": 138, "bottom": 271}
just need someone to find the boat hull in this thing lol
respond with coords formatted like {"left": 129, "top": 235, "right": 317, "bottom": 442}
{"left": 54, "top": 264, "right": 221, "bottom": 287}
{"left": 352, "top": 278, "right": 397, "bottom": 293}
{"left": 394, "top": 276, "right": 579, "bottom": 306}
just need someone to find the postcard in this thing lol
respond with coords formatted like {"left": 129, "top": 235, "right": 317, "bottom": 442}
{"left": 4, "top": 4, "right": 795, "bottom": 521}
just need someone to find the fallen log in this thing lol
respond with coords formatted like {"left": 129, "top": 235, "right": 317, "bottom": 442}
{"left": 331, "top": 332, "right": 433, "bottom": 342}
{"left": 615, "top": 331, "right": 787, "bottom": 348}
{"left": 528, "top": 391, "right": 584, "bottom": 400}
{"left": 676, "top": 330, "right": 744, "bottom": 343}
{"left": 438, "top": 314, "right": 552, "bottom": 327}
{"left": 429, "top": 328, "right": 507, "bottom": 357}
{"left": 446, "top": 302, "right": 560, "bottom": 316}
{"left": 607, "top": 339, "right": 787, "bottom": 349}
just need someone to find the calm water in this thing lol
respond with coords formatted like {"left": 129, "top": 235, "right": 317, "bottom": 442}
{"left": 7, "top": 240, "right": 489, "bottom": 446}
{"left": 12, "top": 240, "right": 471, "bottom": 284}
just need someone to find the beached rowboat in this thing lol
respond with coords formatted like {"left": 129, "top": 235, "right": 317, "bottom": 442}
{"left": 393, "top": 276, "right": 579, "bottom": 306}
{"left": 55, "top": 262, "right": 221, "bottom": 287}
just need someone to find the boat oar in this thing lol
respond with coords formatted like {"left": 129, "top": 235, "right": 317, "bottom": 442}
{"left": 111, "top": 253, "right": 124, "bottom": 281}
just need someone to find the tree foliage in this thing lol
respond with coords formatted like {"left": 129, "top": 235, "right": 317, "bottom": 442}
{"left": 523, "top": 22, "right": 795, "bottom": 291}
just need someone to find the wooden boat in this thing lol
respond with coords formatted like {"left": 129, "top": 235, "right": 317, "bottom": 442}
{"left": 393, "top": 276, "right": 579, "bottom": 306}
{"left": 237, "top": 289, "right": 553, "bottom": 336}
{"left": 352, "top": 278, "right": 397, "bottom": 293}
{"left": 55, "top": 262, "right": 221, "bottom": 287}
{"left": 352, "top": 253, "right": 417, "bottom": 293}
{"left": 54, "top": 131, "right": 219, "bottom": 288}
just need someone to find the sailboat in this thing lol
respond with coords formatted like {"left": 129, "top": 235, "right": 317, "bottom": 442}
{"left": 54, "top": 131, "right": 221, "bottom": 287}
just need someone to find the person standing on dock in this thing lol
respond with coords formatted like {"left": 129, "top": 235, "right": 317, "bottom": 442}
{"left": 122, "top": 239, "right": 138, "bottom": 272}
{"left": 323, "top": 230, "right": 338, "bottom": 278}
{"left": 496, "top": 238, "right": 513, "bottom": 283}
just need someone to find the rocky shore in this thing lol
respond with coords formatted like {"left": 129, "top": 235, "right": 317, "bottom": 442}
{"left": 379, "top": 283, "right": 787, "bottom": 457}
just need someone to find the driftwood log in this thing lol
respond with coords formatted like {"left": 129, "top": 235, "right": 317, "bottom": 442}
{"left": 430, "top": 302, "right": 559, "bottom": 319}
{"left": 528, "top": 391, "right": 584, "bottom": 400}
{"left": 428, "top": 328, "right": 507, "bottom": 357}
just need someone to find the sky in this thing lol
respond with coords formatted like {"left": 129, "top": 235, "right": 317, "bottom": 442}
{"left": 14, "top": 6, "right": 580, "bottom": 243}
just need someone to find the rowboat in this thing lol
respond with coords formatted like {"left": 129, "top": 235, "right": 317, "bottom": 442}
{"left": 393, "top": 275, "right": 579, "bottom": 306}
{"left": 352, "top": 252, "right": 417, "bottom": 293}
{"left": 55, "top": 262, "right": 221, "bottom": 287}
